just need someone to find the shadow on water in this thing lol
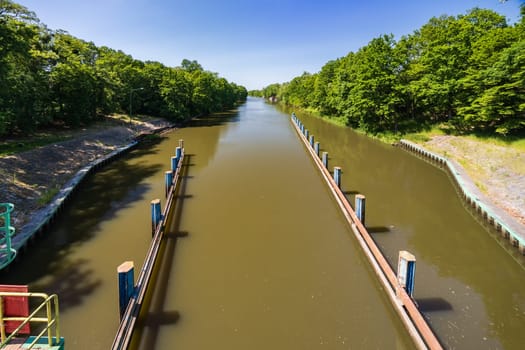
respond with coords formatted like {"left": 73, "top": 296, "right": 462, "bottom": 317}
{"left": 0, "top": 139, "right": 165, "bottom": 301}
{"left": 368, "top": 226, "right": 391, "bottom": 234}
{"left": 416, "top": 298, "right": 454, "bottom": 312}
{"left": 188, "top": 109, "right": 240, "bottom": 128}
{"left": 128, "top": 154, "right": 193, "bottom": 350}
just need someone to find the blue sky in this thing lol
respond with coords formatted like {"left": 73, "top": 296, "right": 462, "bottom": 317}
{"left": 17, "top": 0, "right": 523, "bottom": 90}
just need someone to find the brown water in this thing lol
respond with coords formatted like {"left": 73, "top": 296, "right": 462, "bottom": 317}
{"left": 130, "top": 98, "right": 413, "bottom": 349}
{"left": 4, "top": 97, "right": 524, "bottom": 349}
{"left": 288, "top": 108, "right": 525, "bottom": 349}
{"left": 1, "top": 97, "right": 413, "bottom": 349}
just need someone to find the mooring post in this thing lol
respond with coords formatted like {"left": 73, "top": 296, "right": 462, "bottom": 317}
{"left": 309, "top": 135, "right": 314, "bottom": 147}
{"left": 118, "top": 261, "right": 135, "bottom": 319}
{"left": 322, "top": 152, "right": 329, "bottom": 169}
{"left": 171, "top": 156, "right": 178, "bottom": 173}
{"left": 151, "top": 199, "right": 161, "bottom": 235}
{"left": 175, "top": 146, "right": 182, "bottom": 166}
{"left": 355, "top": 194, "right": 366, "bottom": 225}
{"left": 165, "top": 171, "right": 173, "bottom": 197}
{"left": 334, "top": 167, "right": 342, "bottom": 188}
{"left": 397, "top": 251, "right": 416, "bottom": 298}
{"left": 314, "top": 142, "right": 320, "bottom": 156}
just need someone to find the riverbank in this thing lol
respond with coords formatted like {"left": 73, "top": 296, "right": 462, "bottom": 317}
{"left": 408, "top": 135, "right": 525, "bottom": 227}
{"left": 0, "top": 115, "right": 174, "bottom": 231}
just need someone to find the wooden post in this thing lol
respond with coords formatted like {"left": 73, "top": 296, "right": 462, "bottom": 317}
{"left": 151, "top": 199, "right": 161, "bottom": 235}
{"left": 305, "top": 129, "right": 309, "bottom": 139}
{"left": 309, "top": 135, "right": 314, "bottom": 147}
{"left": 334, "top": 167, "right": 342, "bottom": 188}
{"left": 165, "top": 171, "right": 173, "bottom": 197}
{"left": 118, "top": 261, "right": 135, "bottom": 319}
{"left": 179, "top": 139, "right": 184, "bottom": 149}
{"left": 397, "top": 251, "right": 416, "bottom": 298}
{"left": 355, "top": 194, "right": 366, "bottom": 225}
{"left": 314, "top": 142, "right": 320, "bottom": 156}
{"left": 322, "top": 152, "right": 328, "bottom": 169}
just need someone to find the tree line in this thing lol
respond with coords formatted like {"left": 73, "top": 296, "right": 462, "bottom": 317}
{"left": 0, "top": 1, "right": 247, "bottom": 137}
{"left": 252, "top": 7, "right": 525, "bottom": 136}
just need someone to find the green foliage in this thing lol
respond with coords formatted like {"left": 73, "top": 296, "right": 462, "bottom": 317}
{"left": 253, "top": 6, "right": 525, "bottom": 138}
{"left": 0, "top": 1, "right": 247, "bottom": 137}
{"left": 38, "top": 186, "right": 59, "bottom": 205}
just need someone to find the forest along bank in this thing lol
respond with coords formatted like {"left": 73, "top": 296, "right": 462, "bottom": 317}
{"left": 290, "top": 108, "right": 525, "bottom": 350}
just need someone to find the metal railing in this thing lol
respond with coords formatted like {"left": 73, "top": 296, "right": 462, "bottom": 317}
{"left": 0, "top": 292, "right": 61, "bottom": 349}
{"left": 0, "top": 203, "right": 17, "bottom": 270}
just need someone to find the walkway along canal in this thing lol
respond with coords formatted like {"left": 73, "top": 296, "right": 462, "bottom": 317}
{"left": 286, "top": 107, "right": 525, "bottom": 349}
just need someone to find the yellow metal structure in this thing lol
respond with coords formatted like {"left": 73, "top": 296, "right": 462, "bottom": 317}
{"left": 0, "top": 292, "right": 61, "bottom": 349}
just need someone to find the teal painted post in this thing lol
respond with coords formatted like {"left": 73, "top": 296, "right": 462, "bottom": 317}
{"left": 165, "top": 171, "right": 173, "bottom": 197}
{"left": 314, "top": 142, "right": 320, "bottom": 156}
{"left": 309, "top": 135, "right": 314, "bottom": 147}
{"left": 397, "top": 251, "right": 416, "bottom": 298}
{"left": 151, "top": 199, "right": 161, "bottom": 235}
{"left": 322, "top": 152, "right": 328, "bottom": 168}
{"left": 334, "top": 167, "right": 342, "bottom": 188}
{"left": 355, "top": 194, "right": 366, "bottom": 225}
{"left": 118, "top": 261, "right": 135, "bottom": 319}
{"left": 305, "top": 129, "right": 309, "bottom": 139}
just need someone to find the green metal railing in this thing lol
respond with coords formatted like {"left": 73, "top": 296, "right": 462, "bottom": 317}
{"left": 0, "top": 292, "right": 61, "bottom": 349}
{"left": 0, "top": 203, "right": 16, "bottom": 270}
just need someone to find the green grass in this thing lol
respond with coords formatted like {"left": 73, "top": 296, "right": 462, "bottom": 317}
{"left": 403, "top": 125, "right": 448, "bottom": 144}
{"left": 464, "top": 134, "right": 525, "bottom": 152}
{"left": 0, "top": 134, "right": 72, "bottom": 156}
{"left": 38, "top": 186, "right": 60, "bottom": 205}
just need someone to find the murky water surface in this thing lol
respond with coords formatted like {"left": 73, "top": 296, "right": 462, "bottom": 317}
{"left": 287, "top": 107, "right": 525, "bottom": 349}
{"left": 2, "top": 98, "right": 414, "bottom": 349}
{"left": 4, "top": 98, "right": 525, "bottom": 349}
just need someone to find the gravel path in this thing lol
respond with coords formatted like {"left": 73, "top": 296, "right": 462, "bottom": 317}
{"left": 423, "top": 135, "right": 525, "bottom": 226}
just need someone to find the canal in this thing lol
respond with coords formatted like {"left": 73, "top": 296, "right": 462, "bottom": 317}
{"left": 2, "top": 97, "right": 524, "bottom": 349}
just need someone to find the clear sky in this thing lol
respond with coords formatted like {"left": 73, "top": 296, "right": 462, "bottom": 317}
{"left": 16, "top": 0, "right": 524, "bottom": 90}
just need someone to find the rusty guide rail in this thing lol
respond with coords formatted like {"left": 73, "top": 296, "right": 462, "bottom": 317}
{"left": 290, "top": 114, "right": 443, "bottom": 350}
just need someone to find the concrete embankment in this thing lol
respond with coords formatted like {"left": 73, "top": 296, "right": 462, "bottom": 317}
{"left": 2, "top": 121, "right": 174, "bottom": 268}
{"left": 398, "top": 139, "right": 525, "bottom": 255}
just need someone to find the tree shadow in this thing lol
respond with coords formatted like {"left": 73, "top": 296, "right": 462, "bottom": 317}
{"left": 186, "top": 110, "right": 240, "bottom": 128}
{"left": 0, "top": 143, "right": 164, "bottom": 290}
